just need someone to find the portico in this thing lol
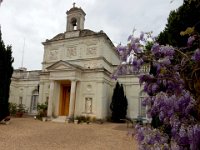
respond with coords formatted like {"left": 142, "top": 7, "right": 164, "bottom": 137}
{"left": 43, "top": 60, "right": 81, "bottom": 118}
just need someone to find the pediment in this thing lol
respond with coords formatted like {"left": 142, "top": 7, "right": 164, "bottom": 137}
{"left": 46, "top": 60, "right": 82, "bottom": 71}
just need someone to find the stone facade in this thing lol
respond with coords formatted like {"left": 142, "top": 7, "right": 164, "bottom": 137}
{"left": 9, "top": 5, "right": 148, "bottom": 120}
{"left": 10, "top": 68, "right": 40, "bottom": 114}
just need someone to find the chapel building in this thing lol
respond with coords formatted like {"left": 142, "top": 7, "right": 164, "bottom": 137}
{"left": 9, "top": 4, "right": 148, "bottom": 121}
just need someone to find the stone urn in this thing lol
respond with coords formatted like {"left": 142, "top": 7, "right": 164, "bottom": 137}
{"left": 74, "top": 119, "right": 79, "bottom": 124}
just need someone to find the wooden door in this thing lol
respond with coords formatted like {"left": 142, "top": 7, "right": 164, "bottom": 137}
{"left": 60, "top": 86, "right": 70, "bottom": 115}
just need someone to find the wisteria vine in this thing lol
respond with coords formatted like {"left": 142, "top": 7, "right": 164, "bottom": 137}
{"left": 113, "top": 30, "right": 200, "bottom": 149}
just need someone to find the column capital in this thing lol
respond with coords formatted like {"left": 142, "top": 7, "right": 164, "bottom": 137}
{"left": 71, "top": 79, "right": 78, "bottom": 82}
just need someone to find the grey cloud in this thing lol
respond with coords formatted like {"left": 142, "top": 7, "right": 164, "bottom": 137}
{"left": 0, "top": 0, "right": 182, "bottom": 70}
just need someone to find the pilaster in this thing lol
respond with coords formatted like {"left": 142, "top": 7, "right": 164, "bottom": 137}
{"left": 69, "top": 80, "right": 77, "bottom": 118}
{"left": 47, "top": 80, "right": 55, "bottom": 116}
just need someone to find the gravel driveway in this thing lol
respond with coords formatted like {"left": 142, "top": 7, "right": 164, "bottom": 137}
{"left": 0, "top": 117, "right": 138, "bottom": 150}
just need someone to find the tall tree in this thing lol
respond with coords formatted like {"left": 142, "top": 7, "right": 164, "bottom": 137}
{"left": 157, "top": 0, "right": 200, "bottom": 47}
{"left": 119, "top": 84, "right": 128, "bottom": 120}
{"left": 0, "top": 28, "right": 14, "bottom": 121}
{"left": 110, "top": 82, "right": 128, "bottom": 122}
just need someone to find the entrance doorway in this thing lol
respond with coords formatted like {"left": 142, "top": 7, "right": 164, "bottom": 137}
{"left": 59, "top": 85, "right": 70, "bottom": 116}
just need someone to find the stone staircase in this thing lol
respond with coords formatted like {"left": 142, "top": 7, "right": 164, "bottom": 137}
{"left": 52, "top": 116, "right": 67, "bottom": 123}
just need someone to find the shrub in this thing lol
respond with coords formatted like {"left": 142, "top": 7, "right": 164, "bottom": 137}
{"left": 37, "top": 102, "right": 48, "bottom": 118}
{"left": 8, "top": 102, "right": 17, "bottom": 116}
{"left": 110, "top": 82, "right": 128, "bottom": 123}
{"left": 16, "top": 104, "right": 26, "bottom": 113}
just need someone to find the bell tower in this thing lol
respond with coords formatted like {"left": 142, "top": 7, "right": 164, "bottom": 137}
{"left": 66, "top": 3, "right": 86, "bottom": 31}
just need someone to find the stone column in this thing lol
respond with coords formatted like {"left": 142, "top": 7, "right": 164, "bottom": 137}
{"left": 47, "top": 80, "right": 55, "bottom": 117}
{"left": 69, "top": 80, "right": 77, "bottom": 118}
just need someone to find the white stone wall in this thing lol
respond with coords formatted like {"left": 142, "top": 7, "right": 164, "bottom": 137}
{"left": 38, "top": 81, "right": 49, "bottom": 103}
{"left": 9, "top": 80, "right": 39, "bottom": 113}
{"left": 117, "top": 75, "right": 142, "bottom": 119}
{"left": 9, "top": 71, "right": 142, "bottom": 119}
{"left": 74, "top": 74, "right": 142, "bottom": 119}
{"left": 73, "top": 69, "right": 114, "bottom": 119}
{"left": 42, "top": 35, "right": 119, "bottom": 73}
{"left": 102, "top": 38, "right": 119, "bottom": 66}
{"left": 101, "top": 81, "right": 113, "bottom": 118}
{"left": 42, "top": 37, "right": 102, "bottom": 70}
{"left": 75, "top": 81, "right": 97, "bottom": 116}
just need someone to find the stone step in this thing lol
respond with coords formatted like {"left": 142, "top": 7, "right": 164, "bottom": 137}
{"left": 57, "top": 116, "right": 67, "bottom": 120}
{"left": 52, "top": 116, "right": 67, "bottom": 123}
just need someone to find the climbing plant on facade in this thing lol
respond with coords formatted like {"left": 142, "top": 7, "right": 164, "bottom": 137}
{"left": 113, "top": 29, "right": 200, "bottom": 149}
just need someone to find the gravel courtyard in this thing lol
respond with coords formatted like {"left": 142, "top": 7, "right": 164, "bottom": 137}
{"left": 0, "top": 117, "right": 138, "bottom": 150}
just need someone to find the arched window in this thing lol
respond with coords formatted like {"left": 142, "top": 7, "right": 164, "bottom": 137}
{"left": 139, "top": 91, "right": 147, "bottom": 118}
{"left": 30, "top": 90, "right": 39, "bottom": 113}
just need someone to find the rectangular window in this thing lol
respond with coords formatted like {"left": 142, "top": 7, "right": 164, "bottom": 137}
{"left": 85, "top": 97, "right": 92, "bottom": 114}
{"left": 31, "top": 95, "right": 38, "bottom": 111}
{"left": 46, "top": 96, "right": 49, "bottom": 105}
{"left": 19, "top": 97, "right": 23, "bottom": 104}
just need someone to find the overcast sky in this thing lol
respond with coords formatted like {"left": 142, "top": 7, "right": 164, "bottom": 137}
{"left": 0, "top": 0, "right": 183, "bottom": 70}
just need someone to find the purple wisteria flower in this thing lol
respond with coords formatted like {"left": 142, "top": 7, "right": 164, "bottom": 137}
{"left": 151, "top": 44, "right": 175, "bottom": 61}
{"left": 140, "top": 32, "right": 144, "bottom": 41}
{"left": 116, "top": 44, "right": 126, "bottom": 52}
{"left": 127, "top": 35, "right": 133, "bottom": 41}
{"left": 187, "top": 36, "right": 195, "bottom": 47}
{"left": 115, "top": 32, "right": 200, "bottom": 149}
{"left": 151, "top": 83, "right": 159, "bottom": 93}
{"left": 135, "top": 126, "right": 170, "bottom": 149}
{"left": 151, "top": 43, "right": 160, "bottom": 55}
{"left": 192, "top": 48, "right": 200, "bottom": 62}
{"left": 158, "top": 57, "right": 171, "bottom": 65}
{"left": 161, "top": 46, "right": 175, "bottom": 59}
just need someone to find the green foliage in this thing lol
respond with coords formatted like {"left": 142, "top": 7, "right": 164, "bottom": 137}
{"left": 37, "top": 102, "right": 48, "bottom": 118}
{"left": 16, "top": 104, "right": 26, "bottom": 113}
{"left": 8, "top": 102, "right": 17, "bottom": 115}
{"left": 75, "top": 115, "right": 91, "bottom": 123}
{"left": 37, "top": 102, "right": 48, "bottom": 111}
{"left": 0, "top": 28, "right": 14, "bottom": 121}
{"left": 8, "top": 102, "right": 27, "bottom": 117}
{"left": 110, "top": 82, "right": 128, "bottom": 123}
{"left": 157, "top": 0, "right": 200, "bottom": 47}
{"left": 151, "top": 115, "right": 163, "bottom": 128}
{"left": 144, "top": 41, "right": 154, "bottom": 52}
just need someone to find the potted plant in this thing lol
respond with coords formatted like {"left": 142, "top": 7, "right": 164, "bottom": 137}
{"left": 74, "top": 116, "right": 80, "bottom": 124}
{"left": 16, "top": 104, "right": 26, "bottom": 117}
{"left": 37, "top": 102, "right": 48, "bottom": 121}
{"left": 74, "top": 119, "right": 79, "bottom": 124}
{"left": 9, "top": 102, "right": 17, "bottom": 116}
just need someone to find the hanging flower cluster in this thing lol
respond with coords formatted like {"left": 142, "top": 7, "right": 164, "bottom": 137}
{"left": 114, "top": 31, "right": 200, "bottom": 149}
